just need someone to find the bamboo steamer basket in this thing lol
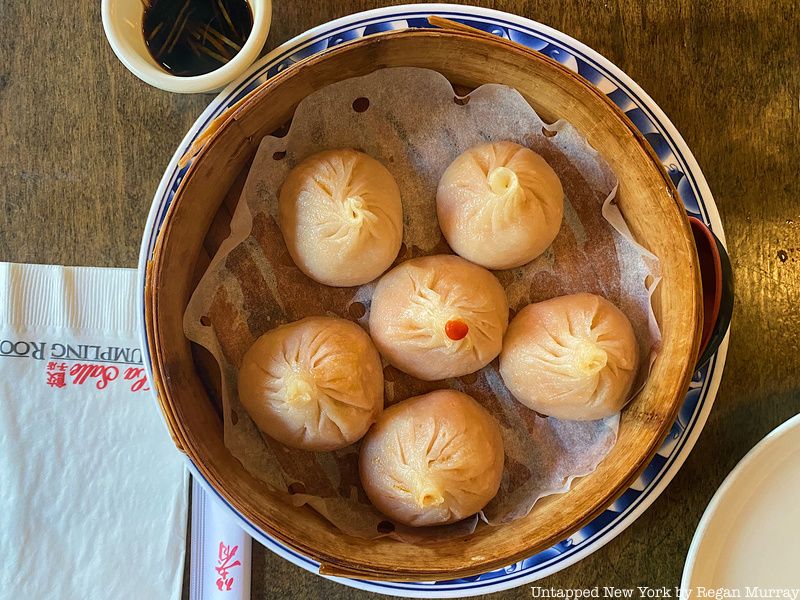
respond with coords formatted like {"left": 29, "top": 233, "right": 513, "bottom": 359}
{"left": 145, "top": 27, "right": 702, "bottom": 581}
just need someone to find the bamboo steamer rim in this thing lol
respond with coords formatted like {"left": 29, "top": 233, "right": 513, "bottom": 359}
{"left": 146, "top": 27, "right": 702, "bottom": 581}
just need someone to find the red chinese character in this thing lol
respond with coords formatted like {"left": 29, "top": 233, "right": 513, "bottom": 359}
{"left": 46, "top": 371, "right": 67, "bottom": 388}
{"left": 47, "top": 361, "right": 58, "bottom": 370}
{"left": 215, "top": 542, "right": 241, "bottom": 592}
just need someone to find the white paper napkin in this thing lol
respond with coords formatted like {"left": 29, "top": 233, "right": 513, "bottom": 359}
{"left": 0, "top": 263, "right": 188, "bottom": 600}
{"left": 190, "top": 478, "right": 252, "bottom": 600}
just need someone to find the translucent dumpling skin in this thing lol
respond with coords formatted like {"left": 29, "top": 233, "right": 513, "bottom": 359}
{"left": 359, "top": 389, "right": 505, "bottom": 527}
{"left": 278, "top": 149, "right": 403, "bottom": 287}
{"left": 238, "top": 316, "right": 384, "bottom": 451}
{"left": 368, "top": 254, "right": 509, "bottom": 381}
{"left": 437, "top": 141, "right": 564, "bottom": 270}
{"left": 499, "top": 293, "right": 639, "bottom": 421}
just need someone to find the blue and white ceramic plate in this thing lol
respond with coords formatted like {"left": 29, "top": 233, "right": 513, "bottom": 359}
{"left": 138, "top": 5, "right": 730, "bottom": 597}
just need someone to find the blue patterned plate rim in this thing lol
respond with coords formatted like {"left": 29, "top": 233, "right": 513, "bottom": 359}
{"left": 137, "top": 5, "right": 730, "bottom": 597}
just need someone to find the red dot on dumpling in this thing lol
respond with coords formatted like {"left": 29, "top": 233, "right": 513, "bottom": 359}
{"left": 445, "top": 320, "right": 469, "bottom": 341}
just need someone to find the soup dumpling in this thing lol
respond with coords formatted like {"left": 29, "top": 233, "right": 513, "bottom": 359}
{"left": 499, "top": 293, "right": 639, "bottom": 420}
{"left": 437, "top": 141, "right": 564, "bottom": 270}
{"left": 369, "top": 254, "right": 509, "bottom": 381}
{"left": 238, "top": 316, "right": 384, "bottom": 451}
{"left": 278, "top": 149, "right": 403, "bottom": 287}
{"left": 359, "top": 389, "right": 505, "bottom": 527}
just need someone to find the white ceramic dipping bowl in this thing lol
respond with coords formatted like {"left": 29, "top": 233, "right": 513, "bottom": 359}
{"left": 102, "top": 0, "right": 272, "bottom": 93}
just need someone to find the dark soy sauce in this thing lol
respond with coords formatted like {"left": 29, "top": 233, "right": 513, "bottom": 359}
{"left": 143, "top": 0, "right": 253, "bottom": 77}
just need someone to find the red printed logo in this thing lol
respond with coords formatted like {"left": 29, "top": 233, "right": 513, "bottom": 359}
{"left": 44, "top": 362, "right": 150, "bottom": 393}
{"left": 215, "top": 542, "right": 241, "bottom": 592}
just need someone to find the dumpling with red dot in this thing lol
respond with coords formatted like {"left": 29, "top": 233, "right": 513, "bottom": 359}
{"left": 368, "top": 254, "right": 509, "bottom": 381}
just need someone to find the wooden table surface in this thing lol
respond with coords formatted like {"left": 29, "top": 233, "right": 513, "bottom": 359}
{"left": 2, "top": 0, "right": 798, "bottom": 598}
